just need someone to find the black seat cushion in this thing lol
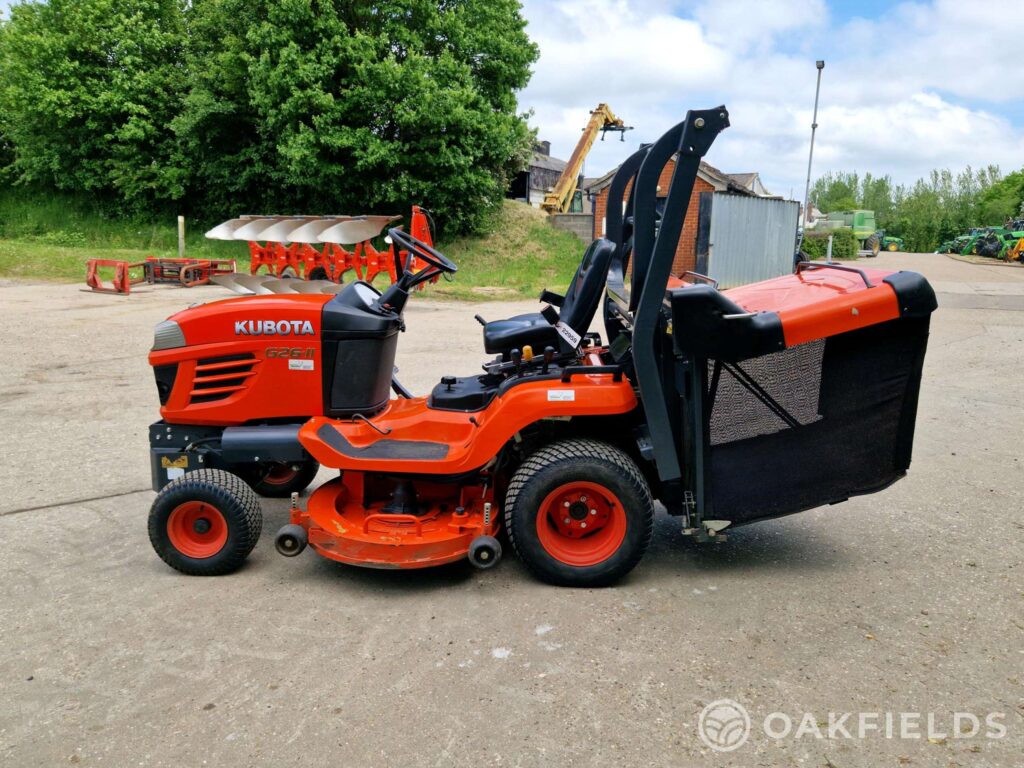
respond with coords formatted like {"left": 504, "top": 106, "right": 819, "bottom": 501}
{"left": 481, "top": 238, "right": 616, "bottom": 356}
{"left": 483, "top": 312, "right": 559, "bottom": 355}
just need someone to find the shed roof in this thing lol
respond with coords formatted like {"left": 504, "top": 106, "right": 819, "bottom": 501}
{"left": 585, "top": 157, "right": 758, "bottom": 197}
{"left": 528, "top": 151, "right": 568, "bottom": 173}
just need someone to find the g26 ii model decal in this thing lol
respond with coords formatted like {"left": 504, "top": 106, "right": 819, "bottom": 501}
{"left": 266, "top": 347, "right": 316, "bottom": 359}
{"left": 235, "top": 320, "right": 315, "bottom": 336}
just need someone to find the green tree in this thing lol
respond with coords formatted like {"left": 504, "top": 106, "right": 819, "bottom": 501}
{"left": 811, "top": 164, "right": 1009, "bottom": 250}
{"left": 176, "top": 0, "right": 538, "bottom": 233}
{"left": 0, "top": 0, "right": 537, "bottom": 234}
{"left": 810, "top": 171, "right": 859, "bottom": 213}
{"left": 977, "top": 168, "right": 1024, "bottom": 224}
{"left": 891, "top": 179, "right": 942, "bottom": 252}
{"left": 0, "top": 0, "right": 188, "bottom": 209}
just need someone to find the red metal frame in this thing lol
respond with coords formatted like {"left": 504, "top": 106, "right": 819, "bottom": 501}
{"left": 86, "top": 257, "right": 236, "bottom": 294}
{"left": 86, "top": 259, "right": 148, "bottom": 294}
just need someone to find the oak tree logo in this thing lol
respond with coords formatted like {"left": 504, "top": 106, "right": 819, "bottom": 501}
{"left": 698, "top": 699, "right": 751, "bottom": 752}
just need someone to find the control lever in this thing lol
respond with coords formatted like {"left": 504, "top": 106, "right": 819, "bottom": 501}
{"left": 474, "top": 314, "right": 487, "bottom": 326}
{"left": 510, "top": 348, "right": 522, "bottom": 374}
{"left": 542, "top": 346, "right": 555, "bottom": 374}
{"left": 441, "top": 375, "right": 457, "bottom": 392}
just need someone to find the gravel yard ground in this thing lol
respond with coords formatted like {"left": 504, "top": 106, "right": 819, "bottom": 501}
{"left": 0, "top": 252, "right": 1021, "bottom": 767}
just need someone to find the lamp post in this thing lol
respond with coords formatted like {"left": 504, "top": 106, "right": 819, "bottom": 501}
{"left": 802, "top": 60, "right": 825, "bottom": 232}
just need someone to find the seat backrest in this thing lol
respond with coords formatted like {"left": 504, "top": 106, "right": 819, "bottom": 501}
{"left": 560, "top": 238, "right": 616, "bottom": 335}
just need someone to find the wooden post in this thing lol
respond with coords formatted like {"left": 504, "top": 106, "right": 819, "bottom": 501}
{"left": 177, "top": 216, "right": 185, "bottom": 259}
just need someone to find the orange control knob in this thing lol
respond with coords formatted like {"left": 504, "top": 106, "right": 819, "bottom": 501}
{"left": 522, "top": 345, "right": 534, "bottom": 361}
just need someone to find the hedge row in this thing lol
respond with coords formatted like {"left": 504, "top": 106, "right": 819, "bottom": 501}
{"left": 800, "top": 229, "right": 860, "bottom": 261}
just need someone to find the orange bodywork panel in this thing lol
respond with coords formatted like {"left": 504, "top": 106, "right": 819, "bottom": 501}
{"left": 149, "top": 294, "right": 330, "bottom": 425}
{"left": 299, "top": 374, "right": 638, "bottom": 475}
{"left": 723, "top": 267, "right": 901, "bottom": 347}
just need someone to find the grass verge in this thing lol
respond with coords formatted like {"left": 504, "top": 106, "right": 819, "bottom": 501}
{"left": 0, "top": 191, "right": 585, "bottom": 300}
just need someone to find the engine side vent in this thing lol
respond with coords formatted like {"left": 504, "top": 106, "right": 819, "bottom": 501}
{"left": 189, "top": 353, "right": 258, "bottom": 405}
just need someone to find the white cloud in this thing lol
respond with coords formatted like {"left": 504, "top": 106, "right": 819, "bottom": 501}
{"left": 517, "top": 0, "right": 1024, "bottom": 198}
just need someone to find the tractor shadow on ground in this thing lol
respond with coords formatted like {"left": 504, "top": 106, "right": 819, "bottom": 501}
{"left": 262, "top": 500, "right": 852, "bottom": 593}
{"left": 639, "top": 510, "right": 854, "bottom": 579}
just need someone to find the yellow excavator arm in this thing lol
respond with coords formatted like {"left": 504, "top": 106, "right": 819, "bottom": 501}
{"left": 541, "top": 104, "right": 630, "bottom": 214}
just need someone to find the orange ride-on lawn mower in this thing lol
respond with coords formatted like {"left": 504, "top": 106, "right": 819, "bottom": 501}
{"left": 146, "top": 106, "right": 937, "bottom": 586}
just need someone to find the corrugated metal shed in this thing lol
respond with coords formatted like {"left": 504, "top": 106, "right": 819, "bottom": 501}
{"left": 700, "top": 195, "right": 799, "bottom": 288}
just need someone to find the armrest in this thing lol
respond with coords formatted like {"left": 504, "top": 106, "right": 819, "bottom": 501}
{"left": 538, "top": 289, "right": 565, "bottom": 307}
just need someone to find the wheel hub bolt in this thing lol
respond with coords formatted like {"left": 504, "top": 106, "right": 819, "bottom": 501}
{"left": 580, "top": 522, "right": 587, "bottom": 529}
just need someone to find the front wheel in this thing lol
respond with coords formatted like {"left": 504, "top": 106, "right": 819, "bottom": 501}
{"left": 864, "top": 234, "right": 880, "bottom": 257}
{"left": 504, "top": 439, "right": 653, "bottom": 587}
{"left": 148, "top": 469, "right": 263, "bottom": 576}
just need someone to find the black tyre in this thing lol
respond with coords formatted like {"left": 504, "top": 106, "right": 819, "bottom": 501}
{"left": 504, "top": 439, "right": 653, "bottom": 587}
{"left": 864, "top": 233, "right": 880, "bottom": 257}
{"left": 238, "top": 460, "right": 320, "bottom": 498}
{"left": 468, "top": 535, "right": 502, "bottom": 570}
{"left": 307, "top": 266, "right": 328, "bottom": 281}
{"left": 275, "top": 523, "right": 308, "bottom": 557}
{"left": 148, "top": 469, "right": 262, "bottom": 576}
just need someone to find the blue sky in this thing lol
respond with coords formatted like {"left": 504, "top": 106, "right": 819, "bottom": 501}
{"left": 517, "top": 0, "right": 1024, "bottom": 197}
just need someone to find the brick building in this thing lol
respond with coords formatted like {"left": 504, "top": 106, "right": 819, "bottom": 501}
{"left": 587, "top": 158, "right": 765, "bottom": 274}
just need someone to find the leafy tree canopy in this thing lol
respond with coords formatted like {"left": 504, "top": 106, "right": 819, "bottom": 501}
{"left": 0, "top": 0, "right": 538, "bottom": 234}
{"left": 811, "top": 165, "right": 1011, "bottom": 251}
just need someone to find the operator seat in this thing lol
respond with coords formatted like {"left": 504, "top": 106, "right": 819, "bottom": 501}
{"left": 483, "top": 238, "right": 616, "bottom": 356}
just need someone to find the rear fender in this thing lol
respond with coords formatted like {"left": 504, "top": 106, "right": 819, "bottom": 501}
{"left": 298, "top": 375, "right": 638, "bottom": 475}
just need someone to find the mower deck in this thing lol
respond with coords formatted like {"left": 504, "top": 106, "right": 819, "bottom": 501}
{"left": 292, "top": 473, "right": 498, "bottom": 569}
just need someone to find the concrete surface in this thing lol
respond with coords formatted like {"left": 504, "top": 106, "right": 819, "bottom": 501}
{"left": 0, "top": 253, "right": 1021, "bottom": 767}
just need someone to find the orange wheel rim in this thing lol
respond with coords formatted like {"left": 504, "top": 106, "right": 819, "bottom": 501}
{"left": 536, "top": 481, "right": 627, "bottom": 567}
{"left": 167, "top": 501, "right": 228, "bottom": 559}
{"left": 262, "top": 465, "right": 298, "bottom": 485}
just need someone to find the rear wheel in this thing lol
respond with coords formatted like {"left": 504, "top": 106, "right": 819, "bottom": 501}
{"left": 148, "top": 469, "right": 262, "bottom": 576}
{"left": 504, "top": 439, "right": 653, "bottom": 587}
{"left": 864, "top": 233, "right": 880, "bottom": 257}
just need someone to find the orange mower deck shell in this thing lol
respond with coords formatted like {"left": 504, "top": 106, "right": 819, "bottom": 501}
{"left": 293, "top": 473, "right": 499, "bottom": 569}
{"left": 298, "top": 369, "right": 639, "bottom": 475}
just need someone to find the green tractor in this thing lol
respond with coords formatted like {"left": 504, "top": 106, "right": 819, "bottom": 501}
{"left": 974, "top": 222, "right": 1024, "bottom": 261}
{"left": 879, "top": 231, "right": 904, "bottom": 252}
{"left": 818, "top": 209, "right": 885, "bottom": 256}
{"left": 957, "top": 228, "right": 989, "bottom": 256}
{"left": 939, "top": 234, "right": 973, "bottom": 254}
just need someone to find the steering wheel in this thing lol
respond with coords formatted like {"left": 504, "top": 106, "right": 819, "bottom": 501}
{"left": 388, "top": 228, "right": 458, "bottom": 276}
